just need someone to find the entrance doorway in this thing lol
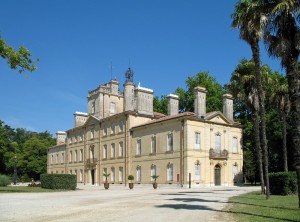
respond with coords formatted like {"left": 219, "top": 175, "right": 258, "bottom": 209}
{"left": 91, "top": 169, "right": 95, "bottom": 185}
{"left": 214, "top": 165, "right": 221, "bottom": 186}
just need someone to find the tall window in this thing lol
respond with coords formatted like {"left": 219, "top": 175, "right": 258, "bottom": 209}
{"left": 151, "top": 136, "right": 156, "bottom": 154}
{"left": 90, "top": 128, "right": 94, "bottom": 139}
{"left": 92, "top": 100, "right": 95, "bottom": 113}
{"left": 215, "top": 133, "right": 221, "bottom": 154}
{"left": 69, "top": 151, "right": 72, "bottom": 162}
{"left": 110, "top": 102, "right": 116, "bottom": 114}
{"left": 232, "top": 137, "right": 238, "bottom": 153}
{"left": 103, "top": 145, "right": 107, "bottom": 159}
{"left": 136, "top": 139, "right": 141, "bottom": 156}
{"left": 119, "top": 167, "right": 123, "bottom": 182}
{"left": 194, "top": 164, "right": 201, "bottom": 181}
{"left": 167, "top": 163, "right": 173, "bottom": 181}
{"left": 136, "top": 166, "right": 141, "bottom": 182}
{"left": 80, "top": 149, "right": 83, "bottom": 162}
{"left": 111, "top": 167, "right": 115, "bottom": 182}
{"left": 51, "top": 155, "right": 53, "bottom": 164}
{"left": 111, "top": 123, "right": 115, "bottom": 134}
{"left": 56, "top": 154, "right": 58, "bottom": 164}
{"left": 151, "top": 165, "right": 156, "bottom": 181}
{"left": 119, "top": 121, "right": 124, "bottom": 133}
{"left": 195, "top": 132, "right": 201, "bottom": 150}
{"left": 103, "top": 125, "right": 107, "bottom": 136}
{"left": 167, "top": 133, "right": 173, "bottom": 151}
{"left": 61, "top": 153, "right": 64, "bottom": 163}
{"left": 90, "top": 146, "right": 94, "bottom": 159}
{"left": 119, "top": 142, "right": 124, "bottom": 157}
{"left": 111, "top": 143, "right": 115, "bottom": 158}
{"left": 74, "top": 150, "right": 78, "bottom": 162}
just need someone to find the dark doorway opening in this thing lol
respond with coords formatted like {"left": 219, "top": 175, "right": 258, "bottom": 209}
{"left": 214, "top": 165, "right": 221, "bottom": 186}
{"left": 91, "top": 169, "right": 95, "bottom": 185}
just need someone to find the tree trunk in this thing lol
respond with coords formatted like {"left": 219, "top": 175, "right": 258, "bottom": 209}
{"left": 253, "top": 109, "right": 265, "bottom": 194}
{"left": 251, "top": 39, "right": 270, "bottom": 199}
{"left": 281, "top": 111, "right": 288, "bottom": 172}
{"left": 286, "top": 63, "right": 300, "bottom": 208}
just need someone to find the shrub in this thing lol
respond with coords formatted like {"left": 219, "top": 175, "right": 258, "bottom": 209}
{"left": 128, "top": 175, "right": 134, "bottom": 181}
{"left": 0, "top": 175, "right": 11, "bottom": 187}
{"left": 269, "top": 172, "right": 297, "bottom": 195}
{"left": 40, "top": 174, "right": 77, "bottom": 190}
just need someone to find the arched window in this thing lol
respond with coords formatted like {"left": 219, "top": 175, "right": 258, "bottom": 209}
{"left": 167, "top": 163, "right": 173, "bottom": 181}
{"left": 136, "top": 166, "right": 141, "bottom": 182}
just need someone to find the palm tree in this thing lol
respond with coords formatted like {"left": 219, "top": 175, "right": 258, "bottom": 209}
{"left": 269, "top": 72, "right": 289, "bottom": 172}
{"left": 263, "top": 0, "right": 300, "bottom": 207}
{"left": 227, "top": 59, "right": 265, "bottom": 194}
{"left": 231, "top": 0, "right": 270, "bottom": 199}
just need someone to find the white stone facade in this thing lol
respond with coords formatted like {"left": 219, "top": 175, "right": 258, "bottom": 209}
{"left": 48, "top": 71, "right": 243, "bottom": 187}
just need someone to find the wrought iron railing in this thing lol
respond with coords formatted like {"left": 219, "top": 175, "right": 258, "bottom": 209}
{"left": 209, "top": 149, "right": 228, "bottom": 160}
{"left": 85, "top": 158, "right": 98, "bottom": 169}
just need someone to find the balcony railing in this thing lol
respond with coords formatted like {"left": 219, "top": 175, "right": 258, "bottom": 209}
{"left": 209, "top": 149, "right": 228, "bottom": 160}
{"left": 85, "top": 158, "right": 98, "bottom": 169}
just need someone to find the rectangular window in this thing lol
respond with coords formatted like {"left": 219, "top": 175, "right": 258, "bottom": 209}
{"left": 80, "top": 149, "right": 83, "bottom": 162}
{"left": 103, "top": 125, "right": 107, "bottom": 136}
{"left": 51, "top": 155, "right": 53, "bottom": 164}
{"left": 111, "top": 143, "right": 115, "bottom": 158}
{"left": 61, "top": 153, "right": 64, "bottom": 163}
{"left": 119, "top": 121, "right": 124, "bottom": 133}
{"left": 111, "top": 123, "right": 115, "bottom": 134}
{"left": 136, "top": 139, "right": 141, "bottom": 156}
{"left": 103, "top": 145, "right": 107, "bottom": 159}
{"left": 111, "top": 167, "right": 115, "bottom": 182}
{"left": 110, "top": 102, "right": 116, "bottom": 114}
{"left": 167, "top": 133, "right": 173, "bottom": 151}
{"left": 56, "top": 154, "right": 58, "bottom": 164}
{"left": 151, "top": 136, "right": 156, "bottom": 154}
{"left": 136, "top": 167, "right": 141, "bottom": 182}
{"left": 167, "top": 164, "right": 173, "bottom": 181}
{"left": 90, "top": 128, "right": 94, "bottom": 139}
{"left": 215, "top": 134, "right": 221, "bottom": 154}
{"left": 195, "top": 132, "right": 201, "bottom": 150}
{"left": 69, "top": 151, "right": 72, "bottom": 162}
{"left": 232, "top": 137, "right": 238, "bottom": 153}
{"left": 194, "top": 164, "right": 201, "bottom": 181}
{"left": 119, "top": 142, "right": 124, "bottom": 157}
{"left": 74, "top": 150, "right": 78, "bottom": 162}
{"left": 119, "top": 167, "right": 123, "bottom": 182}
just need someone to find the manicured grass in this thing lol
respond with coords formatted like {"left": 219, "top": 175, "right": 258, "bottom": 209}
{"left": 226, "top": 191, "right": 300, "bottom": 222}
{"left": 0, "top": 186, "right": 66, "bottom": 193}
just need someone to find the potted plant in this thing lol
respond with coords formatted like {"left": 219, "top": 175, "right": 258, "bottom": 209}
{"left": 103, "top": 172, "right": 110, "bottom": 190}
{"left": 151, "top": 175, "right": 159, "bottom": 189}
{"left": 128, "top": 175, "right": 134, "bottom": 189}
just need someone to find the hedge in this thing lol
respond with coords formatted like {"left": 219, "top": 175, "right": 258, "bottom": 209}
{"left": 269, "top": 171, "right": 297, "bottom": 195}
{"left": 40, "top": 174, "right": 77, "bottom": 190}
{"left": 0, "top": 175, "right": 11, "bottom": 187}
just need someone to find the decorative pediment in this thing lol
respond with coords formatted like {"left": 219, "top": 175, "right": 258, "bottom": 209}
{"left": 204, "top": 111, "right": 233, "bottom": 125}
{"left": 83, "top": 115, "right": 100, "bottom": 126}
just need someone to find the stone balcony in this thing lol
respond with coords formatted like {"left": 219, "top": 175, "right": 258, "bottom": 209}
{"left": 85, "top": 158, "right": 98, "bottom": 169}
{"left": 209, "top": 149, "right": 228, "bottom": 160}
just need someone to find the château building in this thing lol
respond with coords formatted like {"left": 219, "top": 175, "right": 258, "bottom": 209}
{"left": 47, "top": 68, "right": 243, "bottom": 187}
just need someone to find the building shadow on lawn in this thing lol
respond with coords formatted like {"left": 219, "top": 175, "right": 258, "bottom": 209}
{"left": 155, "top": 204, "right": 298, "bottom": 222}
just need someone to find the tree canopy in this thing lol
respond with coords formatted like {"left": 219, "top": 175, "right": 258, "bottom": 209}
{"left": 0, "top": 36, "right": 38, "bottom": 74}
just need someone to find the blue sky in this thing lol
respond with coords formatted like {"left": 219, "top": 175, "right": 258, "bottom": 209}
{"left": 0, "top": 0, "right": 282, "bottom": 136}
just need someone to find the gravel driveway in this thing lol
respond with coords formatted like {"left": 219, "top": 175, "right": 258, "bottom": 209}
{"left": 0, "top": 185, "right": 259, "bottom": 222}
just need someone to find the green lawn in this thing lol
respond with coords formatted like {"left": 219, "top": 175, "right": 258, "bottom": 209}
{"left": 0, "top": 186, "right": 67, "bottom": 193}
{"left": 226, "top": 191, "right": 300, "bottom": 222}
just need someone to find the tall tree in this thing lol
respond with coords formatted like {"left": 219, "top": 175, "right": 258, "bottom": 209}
{"left": 263, "top": 0, "right": 300, "bottom": 207}
{"left": 269, "top": 72, "right": 289, "bottom": 172}
{"left": 227, "top": 59, "right": 265, "bottom": 193}
{"left": 0, "top": 36, "right": 38, "bottom": 74}
{"left": 231, "top": 0, "right": 270, "bottom": 198}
